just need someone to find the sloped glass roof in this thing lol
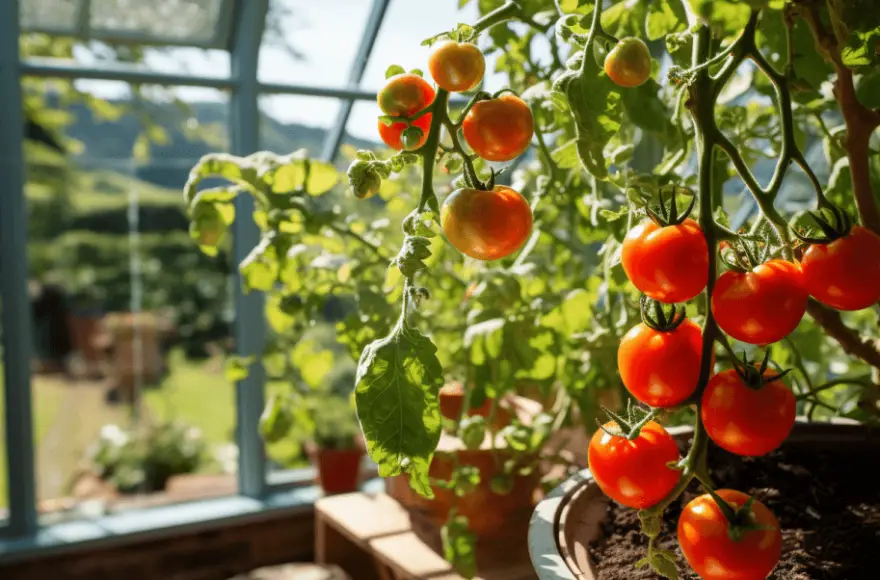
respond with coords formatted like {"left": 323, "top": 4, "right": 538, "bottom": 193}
{"left": 20, "top": 0, "right": 235, "bottom": 48}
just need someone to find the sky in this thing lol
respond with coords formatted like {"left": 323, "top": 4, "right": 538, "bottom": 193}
{"left": 72, "top": 0, "right": 533, "bottom": 143}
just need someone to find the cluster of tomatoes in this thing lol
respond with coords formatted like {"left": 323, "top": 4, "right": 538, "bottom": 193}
{"left": 588, "top": 199, "right": 880, "bottom": 579}
{"left": 375, "top": 39, "right": 535, "bottom": 262}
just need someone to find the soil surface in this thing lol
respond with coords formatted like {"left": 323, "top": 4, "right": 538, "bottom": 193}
{"left": 589, "top": 437, "right": 880, "bottom": 579}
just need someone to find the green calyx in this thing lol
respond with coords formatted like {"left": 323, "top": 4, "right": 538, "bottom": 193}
{"left": 646, "top": 185, "right": 696, "bottom": 227}
{"left": 597, "top": 399, "right": 658, "bottom": 441}
{"left": 705, "top": 489, "right": 775, "bottom": 543}
{"left": 640, "top": 296, "right": 687, "bottom": 332}
{"left": 719, "top": 236, "right": 774, "bottom": 273}
{"left": 731, "top": 349, "right": 792, "bottom": 391}
{"left": 792, "top": 204, "right": 854, "bottom": 245}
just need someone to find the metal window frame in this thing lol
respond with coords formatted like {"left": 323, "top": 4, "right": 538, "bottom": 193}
{"left": 19, "top": 0, "right": 239, "bottom": 50}
{"left": 2, "top": 0, "right": 395, "bottom": 540}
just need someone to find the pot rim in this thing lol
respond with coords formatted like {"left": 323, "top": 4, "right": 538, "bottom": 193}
{"left": 527, "top": 418, "right": 873, "bottom": 580}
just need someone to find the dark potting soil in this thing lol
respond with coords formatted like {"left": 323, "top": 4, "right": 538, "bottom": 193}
{"left": 589, "top": 438, "right": 880, "bottom": 579}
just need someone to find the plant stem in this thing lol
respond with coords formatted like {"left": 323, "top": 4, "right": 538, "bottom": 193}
{"left": 801, "top": 4, "right": 880, "bottom": 235}
{"left": 806, "top": 300, "right": 880, "bottom": 369}
{"left": 417, "top": 90, "right": 450, "bottom": 214}
{"left": 328, "top": 224, "right": 389, "bottom": 263}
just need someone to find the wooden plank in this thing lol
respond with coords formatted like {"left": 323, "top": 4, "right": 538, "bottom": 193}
{"left": 316, "top": 492, "right": 412, "bottom": 545}
{"left": 369, "top": 532, "right": 537, "bottom": 580}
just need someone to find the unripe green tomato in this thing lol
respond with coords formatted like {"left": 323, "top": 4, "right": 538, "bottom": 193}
{"left": 604, "top": 37, "right": 652, "bottom": 88}
{"left": 400, "top": 126, "right": 425, "bottom": 151}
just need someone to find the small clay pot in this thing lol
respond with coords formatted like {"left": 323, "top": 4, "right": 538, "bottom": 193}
{"left": 307, "top": 443, "right": 365, "bottom": 495}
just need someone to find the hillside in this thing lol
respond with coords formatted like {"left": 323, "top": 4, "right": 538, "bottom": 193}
{"left": 65, "top": 100, "right": 378, "bottom": 190}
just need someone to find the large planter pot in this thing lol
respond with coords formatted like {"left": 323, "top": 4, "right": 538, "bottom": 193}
{"left": 386, "top": 395, "right": 545, "bottom": 564}
{"left": 528, "top": 420, "right": 877, "bottom": 580}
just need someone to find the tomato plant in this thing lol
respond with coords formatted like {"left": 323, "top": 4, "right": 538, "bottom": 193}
{"left": 587, "top": 416, "right": 680, "bottom": 509}
{"left": 440, "top": 185, "right": 532, "bottom": 261}
{"left": 678, "top": 490, "right": 782, "bottom": 580}
{"left": 702, "top": 357, "right": 796, "bottom": 457}
{"left": 429, "top": 40, "right": 486, "bottom": 92}
{"left": 603, "top": 37, "right": 652, "bottom": 88}
{"left": 461, "top": 93, "right": 534, "bottom": 162}
{"left": 184, "top": 0, "right": 880, "bottom": 577}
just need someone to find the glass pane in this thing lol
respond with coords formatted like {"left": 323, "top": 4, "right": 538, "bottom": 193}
{"left": 89, "top": 0, "right": 225, "bottom": 44}
{"left": 258, "top": 94, "right": 342, "bottom": 158}
{"left": 340, "top": 100, "right": 383, "bottom": 155}
{"left": 23, "top": 80, "right": 237, "bottom": 521}
{"left": 20, "top": 0, "right": 82, "bottom": 32}
{"left": 258, "top": 0, "right": 372, "bottom": 86}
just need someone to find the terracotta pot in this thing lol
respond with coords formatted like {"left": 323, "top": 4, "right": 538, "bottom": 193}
{"left": 308, "top": 444, "right": 364, "bottom": 495}
{"left": 438, "top": 382, "right": 512, "bottom": 429}
{"left": 527, "top": 420, "right": 874, "bottom": 580}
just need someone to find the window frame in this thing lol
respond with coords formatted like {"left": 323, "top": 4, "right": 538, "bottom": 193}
{"left": 0, "top": 0, "right": 390, "bottom": 548}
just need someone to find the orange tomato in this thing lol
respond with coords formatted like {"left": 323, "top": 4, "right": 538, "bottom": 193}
{"left": 712, "top": 259, "right": 807, "bottom": 345}
{"left": 678, "top": 490, "right": 781, "bottom": 580}
{"left": 587, "top": 421, "right": 680, "bottom": 509}
{"left": 428, "top": 40, "right": 485, "bottom": 92}
{"left": 440, "top": 185, "right": 532, "bottom": 261}
{"left": 621, "top": 218, "right": 709, "bottom": 304}
{"left": 462, "top": 94, "right": 534, "bottom": 162}
{"left": 377, "top": 73, "right": 435, "bottom": 151}
{"left": 604, "top": 37, "right": 652, "bottom": 88}
{"left": 800, "top": 226, "right": 880, "bottom": 311}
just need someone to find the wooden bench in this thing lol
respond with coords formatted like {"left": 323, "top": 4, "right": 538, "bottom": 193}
{"left": 314, "top": 491, "right": 537, "bottom": 580}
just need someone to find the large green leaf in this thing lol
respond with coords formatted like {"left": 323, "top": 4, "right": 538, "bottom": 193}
{"left": 646, "top": 0, "right": 686, "bottom": 41}
{"left": 355, "top": 322, "right": 443, "bottom": 497}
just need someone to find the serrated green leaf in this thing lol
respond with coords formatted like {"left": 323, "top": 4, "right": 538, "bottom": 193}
{"left": 856, "top": 69, "right": 880, "bottom": 108}
{"left": 442, "top": 515, "right": 477, "bottom": 578}
{"left": 599, "top": 206, "right": 629, "bottom": 222}
{"left": 561, "top": 289, "right": 593, "bottom": 334}
{"left": 183, "top": 153, "right": 261, "bottom": 205}
{"left": 842, "top": 28, "right": 880, "bottom": 68}
{"left": 225, "top": 355, "right": 254, "bottom": 383}
{"left": 646, "top": 0, "right": 686, "bottom": 41}
{"left": 551, "top": 139, "right": 580, "bottom": 169}
{"left": 355, "top": 323, "right": 443, "bottom": 498}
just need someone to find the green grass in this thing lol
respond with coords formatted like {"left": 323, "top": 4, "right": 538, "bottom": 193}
{"left": 1, "top": 351, "right": 239, "bottom": 509}
{"left": 144, "top": 350, "right": 236, "bottom": 445}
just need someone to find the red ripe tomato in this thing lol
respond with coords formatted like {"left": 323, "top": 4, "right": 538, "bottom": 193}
{"left": 621, "top": 218, "right": 709, "bottom": 303}
{"left": 440, "top": 185, "right": 532, "bottom": 261}
{"left": 678, "top": 490, "right": 781, "bottom": 580}
{"left": 462, "top": 94, "right": 534, "bottom": 162}
{"left": 617, "top": 318, "right": 703, "bottom": 407}
{"left": 701, "top": 368, "right": 796, "bottom": 456}
{"left": 587, "top": 421, "right": 680, "bottom": 509}
{"left": 712, "top": 259, "right": 807, "bottom": 345}
{"left": 377, "top": 73, "right": 435, "bottom": 151}
{"left": 428, "top": 40, "right": 485, "bottom": 92}
{"left": 604, "top": 37, "right": 652, "bottom": 88}
{"left": 800, "top": 226, "right": 880, "bottom": 311}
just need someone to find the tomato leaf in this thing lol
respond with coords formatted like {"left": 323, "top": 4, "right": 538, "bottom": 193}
{"left": 554, "top": 48, "right": 622, "bottom": 179}
{"left": 856, "top": 69, "right": 880, "bottom": 108}
{"left": 842, "top": 27, "right": 880, "bottom": 68}
{"left": 441, "top": 515, "right": 477, "bottom": 578}
{"left": 355, "top": 321, "right": 443, "bottom": 498}
{"left": 646, "top": 0, "right": 686, "bottom": 41}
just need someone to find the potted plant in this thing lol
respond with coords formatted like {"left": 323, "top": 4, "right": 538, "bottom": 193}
{"left": 184, "top": 0, "right": 880, "bottom": 577}
{"left": 306, "top": 396, "right": 365, "bottom": 495}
